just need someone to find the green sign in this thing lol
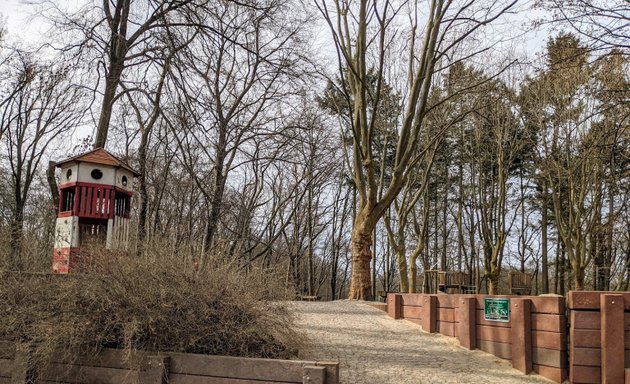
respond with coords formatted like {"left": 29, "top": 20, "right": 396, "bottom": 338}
{"left": 484, "top": 298, "right": 510, "bottom": 322}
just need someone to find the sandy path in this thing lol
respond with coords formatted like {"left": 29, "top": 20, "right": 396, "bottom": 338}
{"left": 291, "top": 300, "right": 553, "bottom": 384}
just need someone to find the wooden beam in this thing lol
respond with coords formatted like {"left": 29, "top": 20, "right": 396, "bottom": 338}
{"left": 511, "top": 298, "right": 532, "bottom": 374}
{"left": 457, "top": 297, "right": 476, "bottom": 350}
{"left": 601, "top": 294, "right": 624, "bottom": 384}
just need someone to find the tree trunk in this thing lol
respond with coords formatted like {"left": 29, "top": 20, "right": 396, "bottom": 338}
{"left": 47, "top": 161, "right": 60, "bottom": 214}
{"left": 349, "top": 228, "right": 373, "bottom": 300}
{"left": 487, "top": 271, "right": 500, "bottom": 295}
{"left": 137, "top": 129, "right": 150, "bottom": 256}
{"left": 541, "top": 186, "right": 549, "bottom": 293}
{"left": 94, "top": 63, "right": 124, "bottom": 148}
{"left": 397, "top": 249, "right": 409, "bottom": 293}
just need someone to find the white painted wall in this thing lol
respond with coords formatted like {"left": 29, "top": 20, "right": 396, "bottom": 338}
{"left": 76, "top": 162, "right": 116, "bottom": 185}
{"left": 54, "top": 216, "right": 80, "bottom": 248}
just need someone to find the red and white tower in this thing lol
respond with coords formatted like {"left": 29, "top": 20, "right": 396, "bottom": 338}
{"left": 52, "top": 148, "right": 139, "bottom": 273}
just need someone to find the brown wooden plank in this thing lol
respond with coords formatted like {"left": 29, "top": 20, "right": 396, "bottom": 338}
{"left": 0, "top": 359, "right": 12, "bottom": 378}
{"left": 169, "top": 353, "right": 312, "bottom": 382}
{"left": 316, "top": 361, "right": 340, "bottom": 384}
{"left": 511, "top": 298, "right": 532, "bottom": 374}
{"left": 476, "top": 339, "right": 511, "bottom": 360}
{"left": 572, "top": 311, "right": 601, "bottom": 330}
{"left": 601, "top": 294, "right": 625, "bottom": 384}
{"left": 572, "top": 347, "right": 601, "bottom": 367}
{"left": 401, "top": 305, "right": 422, "bottom": 319}
{"left": 532, "top": 347, "right": 567, "bottom": 368}
{"left": 421, "top": 295, "right": 437, "bottom": 333}
{"left": 474, "top": 295, "right": 564, "bottom": 314}
{"left": 39, "top": 363, "right": 140, "bottom": 383}
{"left": 303, "top": 366, "right": 326, "bottom": 384}
{"left": 475, "top": 310, "right": 511, "bottom": 328}
{"left": 568, "top": 291, "right": 630, "bottom": 310}
{"left": 47, "top": 348, "right": 146, "bottom": 369}
{"left": 168, "top": 374, "right": 295, "bottom": 384}
{"left": 399, "top": 294, "right": 424, "bottom": 307}
{"left": 405, "top": 318, "right": 422, "bottom": 326}
{"left": 435, "top": 295, "right": 457, "bottom": 309}
{"left": 571, "top": 365, "right": 601, "bottom": 384}
{"left": 477, "top": 325, "right": 511, "bottom": 344}
{"left": 532, "top": 330, "right": 566, "bottom": 350}
{"left": 533, "top": 364, "right": 567, "bottom": 383}
{"left": 626, "top": 368, "right": 630, "bottom": 384}
{"left": 437, "top": 308, "right": 455, "bottom": 323}
{"left": 457, "top": 297, "right": 476, "bottom": 350}
{"left": 437, "top": 321, "right": 455, "bottom": 337}
{"left": 387, "top": 294, "right": 401, "bottom": 319}
{"left": 573, "top": 329, "right": 602, "bottom": 348}
{"left": 532, "top": 313, "right": 566, "bottom": 333}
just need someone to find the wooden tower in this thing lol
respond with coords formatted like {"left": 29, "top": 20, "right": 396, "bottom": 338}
{"left": 52, "top": 148, "right": 139, "bottom": 273}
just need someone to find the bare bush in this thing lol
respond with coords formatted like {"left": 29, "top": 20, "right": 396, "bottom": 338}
{"left": 0, "top": 251, "right": 304, "bottom": 370}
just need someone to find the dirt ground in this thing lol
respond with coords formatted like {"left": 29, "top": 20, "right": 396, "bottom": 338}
{"left": 291, "top": 300, "right": 553, "bottom": 384}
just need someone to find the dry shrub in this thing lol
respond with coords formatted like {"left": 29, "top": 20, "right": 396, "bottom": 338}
{"left": 0, "top": 251, "right": 304, "bottom": 368}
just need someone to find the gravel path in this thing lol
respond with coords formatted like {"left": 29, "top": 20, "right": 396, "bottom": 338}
{"left": 291, "top": 300, "right": 553, "bottom": 384}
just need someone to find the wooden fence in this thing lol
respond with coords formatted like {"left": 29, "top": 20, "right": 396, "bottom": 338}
{"left": 387, "top": 293, "right": 567, "bottom": 383}
{"left": 568, "top": 291, "right": 630, "bottom": 384}
{"left": 0, "top": 343, "right": 339, "bottom": 384}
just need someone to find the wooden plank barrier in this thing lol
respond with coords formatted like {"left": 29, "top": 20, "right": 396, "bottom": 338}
{"left": 568, "top": 291, "right": 630, "bottom": 384}
{"left": 387, "top": 293, "right": 567, "bottom": 383}
{"left": 0, "top": 345, "right": 340, "bottom": 384}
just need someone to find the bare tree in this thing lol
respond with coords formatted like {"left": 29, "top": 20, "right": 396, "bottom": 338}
{"left": 0, "top": 51, "right": 85, "bottom": 268}
{"left": 316, "top": 0, "right": 517, "bottom": 299}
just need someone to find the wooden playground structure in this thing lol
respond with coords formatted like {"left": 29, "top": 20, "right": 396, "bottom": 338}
{"left": 422, "top": 270, "right": 532, "bottom": 295}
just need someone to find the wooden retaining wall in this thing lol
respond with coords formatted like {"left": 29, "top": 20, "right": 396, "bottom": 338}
{"left": 0, "top": 342, "right": 339, "bottom": 384}
{"left": 387, "top": 293, "right": 567, "bottom": 383}
{"left": 568, "top": 291, "right": 630, "bottom": 384}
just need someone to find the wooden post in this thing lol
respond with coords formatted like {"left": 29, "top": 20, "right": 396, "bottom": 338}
{"left": 316, "top": 361, "right": 339, "bottom": 384}
{"left": 511, "top": 298, "right": 532, "bottom": 374}
{"left": 142, "top": 356, "right": 169, "bottom": 384}
{"left": 303, "top": 366, "right": 326, "bottom": 384}
{"left": 457, "top": 297, "right": 476, "bottom": 349}
{"left": 601, "top": 294, "right": 624, "bottom": 384}
{"left": 422, "top": 295, "right": 437, "bottom": 333}
{"left": 387, "top": 294, "right": 402, "bottom": 319}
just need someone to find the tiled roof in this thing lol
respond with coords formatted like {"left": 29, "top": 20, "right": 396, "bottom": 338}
{"left": 55, "top": 148, "right": 140, "bottom": 176}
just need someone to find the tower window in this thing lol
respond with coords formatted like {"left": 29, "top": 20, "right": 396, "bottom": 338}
{"left": 60, "top": 187, "right": 76, "bottom": 212}
{"left": 66, "top": 169, "right": 72, "bottom": 181}
{"left": 115, "top": 192, "right": 131, "bottom": 218}
{"left": 122, "top": 175, "right": 128, "bottom": 186}
{"left": 91, "top": 169, "right": 103, "bottom": 180}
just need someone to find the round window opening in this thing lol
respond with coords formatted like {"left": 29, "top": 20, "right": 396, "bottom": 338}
{"left": 66, "top": 169, "right": 72, "bottom": 180}
{"left": 91, "top": 169, "right": 103, "bottom": 180}
{"left": 122, "top": 175, "right": 128, "bottom": 186}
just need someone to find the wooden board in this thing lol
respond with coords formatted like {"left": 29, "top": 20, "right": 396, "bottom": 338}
{"left": 476, "top": 339, "right": 511, "bottom": 360}
{"left": 532, "top": 330, "right": 566, "bottom": 350}
{"left": 38, "top": 363, "right": 140, "bottom": 383}
{"left": 169, "top": 353, "right": 313, "bottom": 382}
{"left": 532, "top": 348, "right": 567, "bottom": 368}
{"left": 401, "top": 306, "right": 422, "bottom": 319}
{"left": 399, "top": 294, "right": 423, "bottom": 307}
{"left": 533, "top": 364, "right": 567, "bottom": 383}
{"left": 168, "top": 374, "right": 296, "bottom": 384}
{"left": 571, "top": 365, "right": 601, "bottom": 384}
{"left": 532, "top": 314, "right": 566, "bottom": 333}
{"left": 568, "top": 291, "right": 630, "bottom": 310}
{"left": 476, "top": 325, "right": 511, "bottom": 344}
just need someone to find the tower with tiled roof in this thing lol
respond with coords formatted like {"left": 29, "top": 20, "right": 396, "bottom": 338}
{"left": 52, "top": 148, "right": 140, "bottom": 273}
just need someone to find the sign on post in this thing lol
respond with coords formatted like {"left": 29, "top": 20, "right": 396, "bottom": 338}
{"left": 484, "top": 298, "right": 510, "bottom": 322}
